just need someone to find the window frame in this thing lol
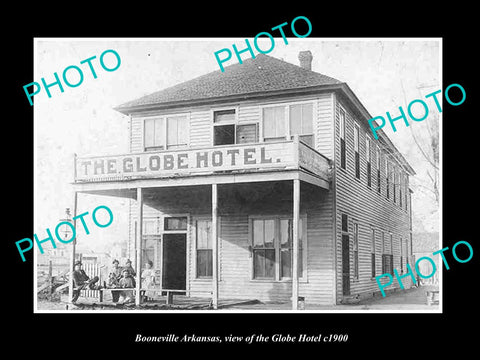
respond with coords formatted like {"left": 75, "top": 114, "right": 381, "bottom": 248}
{"left": 251, "top": 218, "right": 277, "bottom": 280}
{"left": 289, "top": 102, "right": 315, "bottom": 147}
{"left": 249, "top": 215, "right": 308, "bottom": 282}
{"left": 143, "top": 113, "right": 190, "bottom": 151}
{"left": 211, "top": 107, "right": 259, "bottom": 146}
{"left": 399, "top": 170, "right": 403, "bottom": 208}
{"left": 339, "top": 107, "right": 346, "bottom": 170}
{"left": 371, "top": 227, "right": 376, "bottom": 278}
{"left": 195, "top": 219, "right": 213, "bottom": 279}
{"left": 354, "top": 123, "right": 360, "bottom": 179}
{"left": 352, "top": 222, "right": 359, "bottom": 281}
{"left": 393, "top": 165, "right": 397, "bottom": 204}
{"left": 143, "top": 217, "right": 161, "bottom": 235}
{"left": 376, "top": 145, "right": 381, "bottom": 194}
{"left": 260, "top": 100, "right": 316, "bottom": 147}
{"left": 164, "top": 216, "right": 188, "bottom": 232}
{"left": 400, "top": 236, "right": 404, "bottom": 275}
{"left": 404, "top": 173, "right": 409, "bottom": 211}
{"left": 162, "top": 214, "right": 189, "bottom": 234}
{"left": 366, "top": 135, "right": 371, "bottom": 187}
{"left": 278, "top": 217, "right": 306, "bottom": 280}
{"left": 390, "top": 233, "right": 394, "bottom": 255}
{"left": 381, "top": 230, "right": 393, "bottom": 274}
{"left": 386, "top": 159, "right": 390, "bottom": 199}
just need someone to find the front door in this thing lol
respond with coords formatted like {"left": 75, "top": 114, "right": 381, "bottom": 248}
{"left": 342, "top": 234, "right": 350, "bottom": 296}
{"left": 162, "top": 233, "right": 187, "bottom": 292}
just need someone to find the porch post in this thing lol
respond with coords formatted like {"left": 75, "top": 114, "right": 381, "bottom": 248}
{"left": 212, "top": 183, "right": 218, "bottom": 309}
{"left": 135, "top": 187, "right": 143, "bottom": 306}
{"left": 68, "top": 191, "right": 78, "bottom": 304}
{"left": 292, "top": 179, "right": 300, "bottom": 310}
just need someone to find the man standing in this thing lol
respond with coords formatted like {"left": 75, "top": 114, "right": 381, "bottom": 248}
{"left": 71, "top": 261, "right": 101, "bottom": 304}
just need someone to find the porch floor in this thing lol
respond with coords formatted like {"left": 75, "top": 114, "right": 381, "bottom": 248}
{"left": 42, "top": 285, "right": 440, "bottom": 311}
{"left": 62, "top": 295, "right": 260, "bottom": 310}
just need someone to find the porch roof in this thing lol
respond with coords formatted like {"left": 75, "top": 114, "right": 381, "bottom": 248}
{"left": 72, "top": 168, "right": 329, "bottom": 197}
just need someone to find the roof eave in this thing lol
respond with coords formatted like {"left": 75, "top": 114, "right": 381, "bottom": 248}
{"left": 338, "top": 83, "right": 416, "bottom": 176}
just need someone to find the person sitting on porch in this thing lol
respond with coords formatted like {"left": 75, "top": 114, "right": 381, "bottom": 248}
{"left": 141, "top": 260, "right": 156, "bottom": 302}
{"left": 107, "top": 259, "right": 122, "bottom": 303}
{"left": 122, "top": 259, "right": 136, "bottom": 277}
{"left": 118, "top": 268, "right": 136, "bottom": 304}
{"left": 72, "top": 261, "right": 102, "bottom": 304}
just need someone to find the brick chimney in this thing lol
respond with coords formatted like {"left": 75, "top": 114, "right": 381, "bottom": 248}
{"left": 298, "top": 50, "right": 313, "bottom": 70}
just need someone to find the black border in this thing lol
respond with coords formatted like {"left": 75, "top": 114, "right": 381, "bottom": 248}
{"left": 6, "top": 8, "right": 477, "bottom": 353}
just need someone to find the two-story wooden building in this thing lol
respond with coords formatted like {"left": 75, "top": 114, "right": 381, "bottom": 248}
{"left": 72, "top": 50, "right": 415, "bottom": 309}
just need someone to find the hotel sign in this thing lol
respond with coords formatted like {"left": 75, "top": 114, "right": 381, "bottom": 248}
{"left": 75, "top": 142, "right": 300, "bottom": 181}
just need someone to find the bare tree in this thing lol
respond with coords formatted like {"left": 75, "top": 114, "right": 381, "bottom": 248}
{"left": 400, "top": 80, "right": 440, "bottom": 205}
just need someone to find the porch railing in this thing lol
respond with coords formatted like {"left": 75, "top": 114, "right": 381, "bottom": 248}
{"left": 74, "top": 137, "right": 331, "bottom": 183}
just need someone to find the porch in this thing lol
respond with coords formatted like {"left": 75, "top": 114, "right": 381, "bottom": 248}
{"left": 70, "top": 137, "right": 332, "bottom": 310}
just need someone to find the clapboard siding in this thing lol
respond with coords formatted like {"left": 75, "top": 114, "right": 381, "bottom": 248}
{"left": 130, "top": 117, "right": 143, "bottom": 153}
{"left": 316, "top": 93, "right": 334, "bottom": 158}
{"left": 189, "top": 110, "right": 211, "bottom": 148}
{"left": 238, "top": 104, "right": 260, "bottom": 124}
{"left": 129, "top": 93, "right": 334, "bottom": 159}
{"left": 333, "top": 96, "right": 412, "bottom": 302}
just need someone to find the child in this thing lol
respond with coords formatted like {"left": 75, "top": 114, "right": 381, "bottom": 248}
{"left": 122, "top": 259, "right": 136, "bottom": 277}
{"left": 141, "top": 260, "right": 156, "bottom": 302}
{"left": 118, "top": 268, "right": 136, "bottom": 304}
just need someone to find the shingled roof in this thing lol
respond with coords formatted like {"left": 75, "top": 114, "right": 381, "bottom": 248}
{"left": 115, "top": 53, "right": 343, "bottom": 113}
{"left": 114, "top": 52, "right": 415, "bottom": 175}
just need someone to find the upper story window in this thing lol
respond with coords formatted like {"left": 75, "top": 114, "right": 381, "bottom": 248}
{"left": 262, "top": 102, "right": 314, "bottom": 147}
{"left": 289, "top": 103, "right": 314, "bottom": 147}
{"left": 393, "top": 165, "right": 397, "bottom": 203}
{"left": 376, "top": 145, "right": 381, "bottom": 194}
{"left": 167, "top": 116, "right": 189, "bottom": 149}
{"left": 263, "top": 106, "right": 286, "bottom": 142}
{"left": 366, "top": 135, "right": 371, "bottom": 187}
{"left": 144, "top": 115, "right": 189, "bottom": 151}
{"left": 404, "top": 173, "right": 409, "bottom": 211}
{"left": 354, "top": 123, "right": 360, "bottom": 179}
{"left": 399, "top": 170, "right": 403, "bottom": 208}
{"left": 339, "top": 109, "right": 346, "bottom": 170}
{"left": 213, "top": 109, "right": 258, "bottom": 146}
{"left": 386, "top": 159, "right": 391, "bottom": 199}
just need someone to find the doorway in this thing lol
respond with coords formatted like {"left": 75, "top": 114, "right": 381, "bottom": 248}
{"left": 162, "top": 233, "right": 187, "bottom": 293}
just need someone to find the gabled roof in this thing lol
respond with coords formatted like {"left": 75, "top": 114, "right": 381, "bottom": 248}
{"left": 115, "top": 53, "right": 343, "bottom": 113}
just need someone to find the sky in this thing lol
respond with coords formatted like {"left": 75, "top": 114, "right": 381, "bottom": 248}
{"left": 34, "top": 38, "right": 441, "bottom": 255}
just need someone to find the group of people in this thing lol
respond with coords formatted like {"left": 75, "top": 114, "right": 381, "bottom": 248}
{"left": 106, "top": 259, "right": 137, "bottom": 304}
{"left": 71, "top": 258, "right": 157, "bottom": 305}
